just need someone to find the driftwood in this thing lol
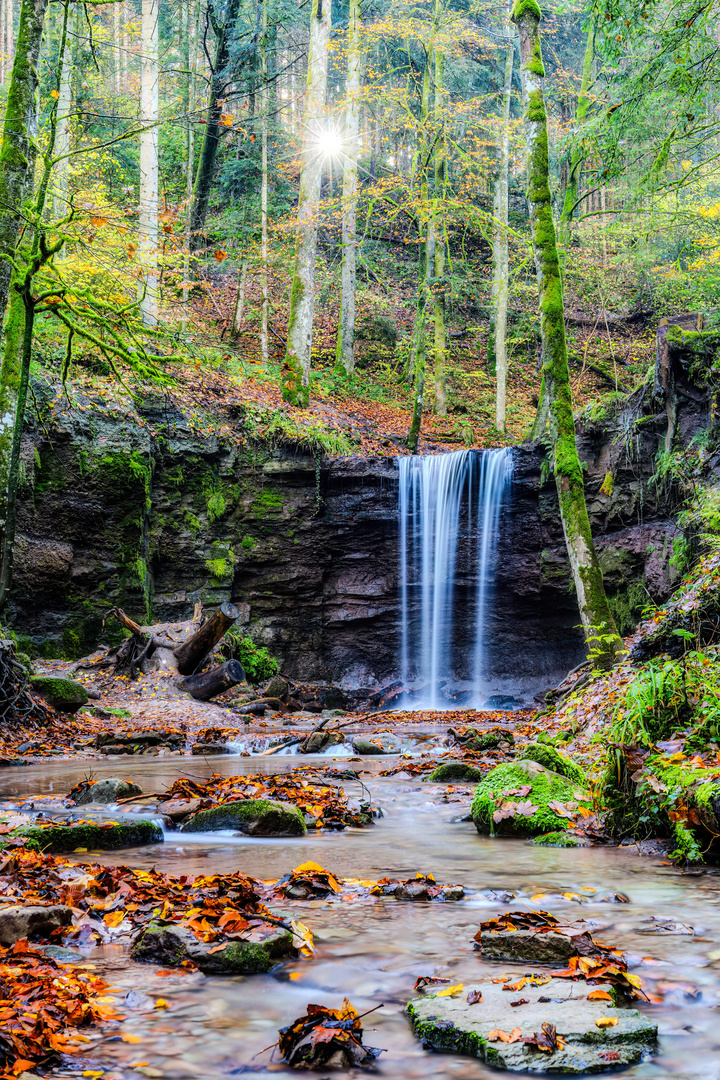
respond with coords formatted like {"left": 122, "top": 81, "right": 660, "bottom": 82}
{"left": 174, "top": 602, "right": 239, "bottom": 675}
{"left": 178, "top": 659, "right": 246, "bottom": 701}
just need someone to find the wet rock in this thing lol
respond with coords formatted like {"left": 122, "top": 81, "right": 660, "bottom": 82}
{"left": 72, "top": 778, "right": 144, "bottom": 805}
{"left": 131, "top": 920, "right": 293, "bottom": 974}
{"left": 99, "top": 744, "right": 135, "bottom": 755}
{"left": 441, "top": 886, "right": 465, "bottom": 901}
{"left": 408, "top": 976, "right": 657, "bottom": 1072}
{"left": 532, "top": 831, "right": 589, "bottom": 847}
{"left": 519, "top": 743, "right": 586, "bottom": 786}
{"left": 181, "top": 799, "right": 306, "bottom": 836}
{"left": 302, "top": 730, "right": 344, "bottom": 753}
{"left": 455, "top": 727, "right": 514, "bottom": 753}
{"left": 351, "top": 731, "right": 403, "bottom": 755}
{"left": 479, "top": 929, "right": 581, "bottom": 964}
{"left": 265, "top": 675, "right": 289, "bottom": 700}
{"left": 429, "top": 762, "right": 485, "bottom": 783}
{"left": 471, "top": 759, "right": 590, "bottom": 838}
{"left": 157, "top": 797, "right": 205, "bottom": 822}
{"left": 29, "top": 676, "right": 88, "bottom": 713}
{"left": 15, "top": 819, "right": 162, "bottom": 853}
{"left": 0, "top": 757, "right": 29, "bottom": 767}
{"left": 0, "top": 904, "right": 72, "bottom": 946}
{"left": 191, "top": 742, "right": 233, "bottom": 755}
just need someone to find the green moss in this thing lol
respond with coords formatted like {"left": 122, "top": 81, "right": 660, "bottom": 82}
{"left": 181, "top": 798, "right": 306, "bottom": 836}
{"left": 16, "top": 819, "right": 162, "bottom": 853}
{"left": 519, "top": 742, "right": 587, "bottom": 785}
{"left": 240, "top": 535, "right": 257, "bottom": 551}
{"left": 250, "top": 488, "right": 284, "bottom": 519}
{"left": 29, "top": 675, "right": 88, "bottom": 712}
{"left": 206, "top": 490, "right": 226, "bottom": 522}
{"left": 428, "top": 762, "right": 486, "bottom": 783}
{"left": 222, "top": 628, "right": 280, "bottom": 682}
{"left": 471, "top": 761, "right": 589, "bottom": 836}
{"left": 532, "top": 830, "right": 583, "bottom": 846}
{"left": 512, "top": 0, "right": 542, "bottom": 21}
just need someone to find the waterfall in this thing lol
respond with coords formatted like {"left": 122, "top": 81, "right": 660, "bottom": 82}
{"left": 398, "top": 448, "right": 512, "bottom": 708}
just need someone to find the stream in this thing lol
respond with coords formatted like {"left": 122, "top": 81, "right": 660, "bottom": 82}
{"left": 1, "top": 753, "right": 719, "bottom": 1080}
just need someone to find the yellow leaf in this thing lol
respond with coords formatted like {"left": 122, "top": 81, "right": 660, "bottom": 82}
{"left": 219, "top": 112, "right": 233, "bottom": 127}
{"left": 90, "top": 215, "right": 108, "bottom": 228}
{"left": 104, "top": 910, "right": 124, "bottom": 928}
{"left": 51, "top": 89, "right": 59, "bottom": 99}
{"left": 437, "top": 983, "right": 464, "bottom": 997}
{"left": 121, "top": 1034, "right": 143, "bottom": 1043}
{"left": 595, "top": 1016, "right": 618, "bottom": 1028}
{"left": 154, "top": 998, "right": 169, "bottom": 1009}
{"left": 290, "top": 919, "right": 314, "bottom": 955}
{"left": 587, "top": 990, "right": 613, "bottom": 1001}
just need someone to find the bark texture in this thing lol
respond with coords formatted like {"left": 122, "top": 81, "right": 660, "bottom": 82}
{"left": 335, "top": 0, "right": 361, "bottom": 377}
{"left": 281, "top": 0, "right": 331, "bottom": 406}
{"left": 559, "top": 26, "right": 594, "bottom": 233}
{"left": 139, "top": 0, "right": 159, "bottom": 325}
{"left": 512, "top": 0, "right": 620, "bottom": 667}
{"left": 490, "top": 30, "right": 514, "bottom": 431}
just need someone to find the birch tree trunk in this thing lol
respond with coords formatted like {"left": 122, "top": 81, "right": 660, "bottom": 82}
{"left": 281, "top": 0, "right": 331, "bottom": 406}
{"left": 139, "top": 0, "right": 159, "bottom": 326}
{"left": 0, "top": 0, "right": 49, "bottom": 352}
{"left": 433, "top": 24, "right": 447, "bottom": 416}
{"left": 113, "top": 0, "right": 120, "bottom": 93}
{"left": 5, "top": 0, "right": 14, "bottom": 78}
{"left": 259, "top": 0, "right": 269, "bottom": 363}
{"left": 559, "top": 25, "right": 594, "bottom": 238}
{"left": 230, "top": 255, "right": 247, "bottom": 338}
{"left": 335, "top": 0, "right": 361, "bottom": 377}
{"left": 181, "top": 0, "right": 198, "bottom": 329}
{"left": 1, "top": 0, "right": 6, "bottom": 84}
{"left": 489, "top": 27, "right": 514, "bottom": 431}
{"left": 512, "top": 0, "right": 621, "bottom": 667}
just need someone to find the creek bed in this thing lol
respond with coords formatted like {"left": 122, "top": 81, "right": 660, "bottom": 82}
{"left": 0, "top": 756, "right": 718, "bottom": 1080}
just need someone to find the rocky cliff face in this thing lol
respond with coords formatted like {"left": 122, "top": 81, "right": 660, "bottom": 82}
{"left": 10, "top": 326, "right": 716, "bottom": 695}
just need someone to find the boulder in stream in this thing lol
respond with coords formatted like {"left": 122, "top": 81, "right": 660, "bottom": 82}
{"left": 13, "top": 818, "right": 162, "bottom": 853}
{"left": 519, "top": 743, "right": 587, "bottom": 786}
{"left": 408, "top": 977, "right": 657, "bottom": 1072}
{"left": 471, "top": 760, "right": 590, "bottom": 837}
{"left": 131, "top": 920, "right": 293, "bottom": 974}
{"left": 0, "top": 904, "right": 73, "bottom": 946}
{"left": 181, "top": 798, "right": 307, "bottom": 836}
{"left": 351, "top": 731, "right": 403, "bottom": 755}
{"left": 71, "top": 778, "right": 144, "bottom": 804}
{"left": 29, "top": 676, "right": 88, "bottom": 713}
{"left": 429, "top": 762, "right": 486, "bottom": 783}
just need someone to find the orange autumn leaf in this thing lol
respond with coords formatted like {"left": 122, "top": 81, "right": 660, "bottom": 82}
{"left": 587, "top": 990, "right": 613, "bottom": 1001}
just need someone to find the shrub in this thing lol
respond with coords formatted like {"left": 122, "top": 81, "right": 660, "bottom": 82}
{"left": 222, "top": 628, "right": 279, "bottom": 683}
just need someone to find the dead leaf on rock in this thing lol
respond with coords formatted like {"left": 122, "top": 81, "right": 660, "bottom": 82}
{"left": 524, "top": 1022, "right": 566, "bottom": 1053}
{"left": 466, "top": 989, "right": 483, "bottom": 1004}
{"left": 486, "top": 1027, "right": 522, "bottom": 1043}
{"left": 276, "top": 997, "right": 384, "bottom": 1069}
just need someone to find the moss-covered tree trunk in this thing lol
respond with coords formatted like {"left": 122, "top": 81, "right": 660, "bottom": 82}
{"left": 0, "top": 0, "right": 48, "bottom": 341}
{"left": 489, "top": 28, "right": 513, "bottom": 431}
{"left": 335, "top": 0, "right": 361, "bottom": 377}
{"left": 512, "top": 0, "right": 621, "bottom": 667}
{"left": 281, "top": 0, "right": 331, "bottom": 406}
{"left": 259, "top": 0, "right": 269, "bottom": 364}
{"left": 559, "top": 26, "right": 594, "bottom": 239}
{"left": 139, "top": 0, "right": 159, "bottom": 325}
{"left": 187, "top": 0, "right": 243, "bottom": 256}
{"left": 433, "top": 36, "right": 447, "bottom": 417}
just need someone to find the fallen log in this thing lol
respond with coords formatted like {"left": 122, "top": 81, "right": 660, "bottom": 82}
{"left": 178, "top": 659, "right": 246, "bottom": 701}
{"left": 173, "top": 602, "right": 240, "bottom": 675}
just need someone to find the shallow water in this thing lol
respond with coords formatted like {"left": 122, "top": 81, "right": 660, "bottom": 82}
{"left": 2, "top": 756, "right": 720, "bottom": 1080}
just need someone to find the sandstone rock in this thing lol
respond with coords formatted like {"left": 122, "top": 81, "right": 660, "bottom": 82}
{"left": 29, "top": 676, "right": 88, "bottom": 713}
{"left": 408, "top": 976, "right": 657, "bottom": 1072}
{"left": 181, "top": 799, "right": 306, "bottom": 836}
{"left": 100, "top": 744, "right": 134, "bottom": 755}
{"left": 72, "top": 778, "right": 143, "bottom": 805}
{"left": 131, "top": 920, "right": 293, "bottom": 974}
{"left": 157, "top": 798, "right": 204, "bottom": 822}
{"left": 429, "top": 762, "right": 485, "bottom": 783}
{"left": 0, "top": 904, "right": 72, "bottom": 946}
{"left": 479, "top": 929, "right": 581, "bottom": 964}
{"left": 351, "top": 731, "right": 403, "bottom": 755}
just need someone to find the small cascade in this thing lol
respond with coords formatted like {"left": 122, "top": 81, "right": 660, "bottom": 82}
{"left": 398, "top": 448, "right": 512, "bottom": 708}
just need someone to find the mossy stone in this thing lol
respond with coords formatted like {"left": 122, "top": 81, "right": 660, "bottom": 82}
{"left": 14, "top": 819, "right": 162, "bottom": 853}
{"left": 131, "top": 920, "right": 293, "bottom": 974}
{"left": 463, "top": 727, "right": 514, "bottom": 752}
{"left": 29, "top": 676, "right": 88, "bottom": 713}
{"left": 520, "top": 742, "right": 587, "bottom": 785}
{"left": 471, "top": 760, "right": 590, "bottom": 837}
{"left": 532, "top": 830, "right": 586, "bottom": 847}
{"left": 180, "top": 798, "right": 306, "bottom": 836}
{"left": 429, "top": 762, "right": 486, "bottom": 783}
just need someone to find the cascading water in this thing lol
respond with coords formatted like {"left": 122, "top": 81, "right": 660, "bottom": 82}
{"left": 398, "top": 448, "right": 512, "bottom": 708}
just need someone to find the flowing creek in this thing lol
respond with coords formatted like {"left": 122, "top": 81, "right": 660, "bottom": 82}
{"left": 1, "top": 753, "right": 719, "bottom": 1080}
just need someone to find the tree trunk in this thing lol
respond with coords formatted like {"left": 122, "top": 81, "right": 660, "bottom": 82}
{"left": 406, "top": 29, "right": 433, "bottom": 451}
{"left": 0, "top": 0, "right": 49, "bottom": 355}
{"left": 281, "top": 0, "right": 331, "bottom": 407}
{"left": 433, "top": 17, "right": 447, "bottom": 417}
{"left": 53, "top": 2, "right": 72, "bottom": 223}
{"left": 259, "top": 0, "right": 269, "bottom": 363}
{"left": 335, "top": 0, "right": 361, "bottom": 377}
{"left": 187, "top": 0, "right": 243, "bottom": 256}
{"left": 178, "top": 659, "right": 246, "bottom": 700}
{"left": 559, "top": 25, "right": 594, "bottom": 237}
{"left": 173, "top": 601, "right": 239, "bottom": 674}
{"left": 181, "top": 0, "right": 198, "bottom": 330}
{"left": 512, "top": 0, "right": 620, "bottom": 668}
{"left": 230, "top": 256, "right": 248, "bottom": 339}
{"left": 139, "top": 0, "right": 159, "bottom": 325}
{"left": 490, "top": 28, "right": 514, "bottom": 432}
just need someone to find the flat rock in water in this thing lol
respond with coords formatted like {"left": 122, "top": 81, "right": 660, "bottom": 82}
{"left": 481, "top": 929, "right": 581, "bottom": 964}
{"left": 351, "top": 731, "right": 403, "bottom": 755}
{"left": 157, "top": 797, "right": 205, "bottom": 822}
{"left": 408, "top": 977, "right": 657, "bottom": 1073}
{"left": 0, "top": 903, "right": 73, "bottom": 946}
{"left": 131, "top": 920, "right": 293, "bottom": 974}
{"left": 191, "top": 742, "right": 233, "bottom": 755}
{"left": 73, "top": 778, "right": 144, "bottom": 804}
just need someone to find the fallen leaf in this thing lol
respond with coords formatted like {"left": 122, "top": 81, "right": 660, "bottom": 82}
{"left": 487, "top": 1027, "right": 522, "bottom": 1043}
{"left": 595, "top": 1016, "right": 618, "bottom": 1028}
{"left": 466, "top": 989, "right": 483, "bottom": 1004}
{"left": 587, "top": 990, "right": 613, "bottom": 1001}
{"left": 437, "top": 983, "right": 464, "bottom": 997}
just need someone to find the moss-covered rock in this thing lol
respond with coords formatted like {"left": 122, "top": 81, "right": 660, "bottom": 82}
{"left": 460, "top": 727, "right": 514, "bottom": 752}
{"left": 72, "top": 778, "right": 144, "bottom": 804}
{"left": 29, "top": 676, "right": 88, "bottom": 713}
{"left": 519, "top": 742, "right": 587, "bottom": 785}
{"left": 471, "top": 760, "right": 590, "bottom": 837}
{"left": 131, "top": 920, "right": 293, "bottom": 974}
{"left": 12, "top": 819, "right": 162, "bottom": 853}
{"left": 428, "top": 762, "right": 486, "bottom": 783}
{"left": 180, "top": 799, "right": 306, "bottom": 836}
{"left": 532, "top": 831, "right": 587, "bottom": 847}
